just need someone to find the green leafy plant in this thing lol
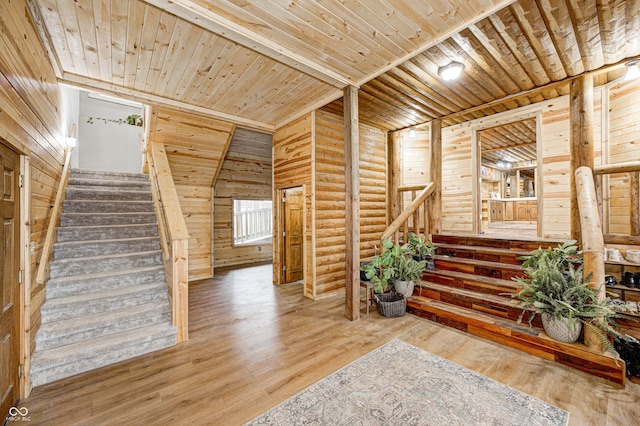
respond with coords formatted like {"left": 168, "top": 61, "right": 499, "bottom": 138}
{"left": 513, "top": 242, "right": 627, "bottom": 356}
{"left": 87, "top": 114, "right": 143, "bottom": 127}
{"left": 408, "top": 233, "right": 435, "bottom": 259}
{"left": 361, "top": 239, "right": 425, "bottom": 294}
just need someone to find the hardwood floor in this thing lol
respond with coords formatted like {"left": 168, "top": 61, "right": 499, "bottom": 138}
{"left": 19, "top": 263, "right": 640, "bottom": 425}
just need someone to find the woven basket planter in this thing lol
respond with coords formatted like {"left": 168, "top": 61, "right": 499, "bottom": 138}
{"left": 375, "top": 293, "right": 406, "bottom": 317}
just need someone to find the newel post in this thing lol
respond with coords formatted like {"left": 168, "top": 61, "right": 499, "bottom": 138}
{"left": 429, "top": 119, "right": 442, "bottom": 235}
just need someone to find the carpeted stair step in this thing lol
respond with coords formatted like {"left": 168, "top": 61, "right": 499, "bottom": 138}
{"left": 40, "top": 282, "right": 168, "bottom": 322}
{"left": 30, "top": 323, "right": 177, "bottom": 387}
{"left": 45, "top": 266, "right": 165, "bottom": 299}
{"left": 60, "top": 212, "right": 157, "bottom": 227}
{"left": 49, "top": 250, "right": 162, "bottom": 279}
{"left": 421, "top": 269, "right": 520, "bottom": 296}
{"left": 406, "top": 295, "right": 625, "bottom": 384}
{"left": 56, "top": 223, "right": 159, "bottom": 242}
{"left": 36, "top": 303, "right": 172, "bottom": 351}
{"left": 68, "top": 176, "right": 150, "bottom": 191}
{"left": 54, "top": 236, "right": 160, "bottom": 259}
{"left": 434, "top": 255, "right": 525, "bottom": 281}
{"left": 415, "top": 281, "right": 541, "bottom": 327}
{"left": 70, "top": 168, "right": 150, "bottom": 182}
{"left": 62, "top": 199, "right": 154, "bottom": 213}
{"left": 435, "top": 243, "right": 531, "bottom": 266}
{"left": 65, "top": 187, "right": 152, "bottom": 202}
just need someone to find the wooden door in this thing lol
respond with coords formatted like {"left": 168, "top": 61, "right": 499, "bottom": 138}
{"left": 0, "top": 143, "right": 19, "bottom": 419}
{"left": 283, "top": 187, "right": 303, "bottom": 283}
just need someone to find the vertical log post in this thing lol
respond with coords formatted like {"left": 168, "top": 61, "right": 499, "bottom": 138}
{"left": 344, "top": 85, "right": 360, "bottom": 321}
{"left": 570, "top": 75, "right": 595, "bottom": 245}
{"left": 575, "top": 167, "right": 605, "bottom": 352}
{"left": 429, "top": 120, "right": 442, "bottom": 236}
{"left": 631, "top": 171, "right": 640, "bottom": 236}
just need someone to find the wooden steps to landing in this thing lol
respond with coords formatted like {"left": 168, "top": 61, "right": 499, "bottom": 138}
{"left": 407, "top": 234, "right": 626, "bottom": 385}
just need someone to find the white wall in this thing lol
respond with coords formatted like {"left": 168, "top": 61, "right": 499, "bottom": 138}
{"left": 78, "top": 92, "right": 143, "bottom": 173}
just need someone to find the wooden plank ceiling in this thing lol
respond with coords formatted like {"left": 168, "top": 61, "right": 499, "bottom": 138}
{"left": 30, "top": 0, "right": 640, "bottom": 134}
{"left": 480, "top": 118, "right": 537, "bottom": 166}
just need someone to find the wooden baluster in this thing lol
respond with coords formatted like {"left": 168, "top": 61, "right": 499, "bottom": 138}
{"left": 594, "top": 174, "right": 603, "bottom": 232}
{"left": 411, "top": 190, "right": 420, "bottom": 235}
{"left": 631, "top": 171, "right": 640, "bottom": 236}
{"left": 423, "top": 199, "right": 429, "bottom": 238}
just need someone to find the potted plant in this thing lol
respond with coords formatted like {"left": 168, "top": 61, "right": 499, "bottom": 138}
{"left": 408, "top": 233, "right": 436, "bottom": 270}
{"left": 513, "top": 241, "right": 625, "bottom": 354}
{"left": 393, "top": 251, "right": 426, "bottom": 298}
{"left": 361, "top": 239, "right": 425, "bottom": 316}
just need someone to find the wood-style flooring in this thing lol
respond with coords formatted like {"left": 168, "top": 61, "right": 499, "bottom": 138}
{"left": 19, "top": 263, "right": 640, "bottom": 425}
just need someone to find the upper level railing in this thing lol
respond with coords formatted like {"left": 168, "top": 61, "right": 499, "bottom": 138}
{"left": 36, "top": 148, "right": 72, "bottom": 285}
{"left": 234, "top": 207, "right": 272, "bottom": 245}
{"left": 382, "top": 182, "right": 435, "bottom": 247}
{"left": 144, "top": 141, "right": 189, "bottom": 343}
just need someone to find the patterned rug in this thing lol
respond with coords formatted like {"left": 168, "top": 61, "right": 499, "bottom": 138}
{"left": 246, "top": 339, "right": 569, "bottom": 425}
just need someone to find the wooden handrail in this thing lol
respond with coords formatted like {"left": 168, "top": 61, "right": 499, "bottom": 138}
{"left": 575, "top": 166, "right": 606, "bottom": 352}
{"left": 36, "top": 149, "right": 72, "bottom": 285}
{"left": 398, "top": 184, "right": 427, "bottom": 192}
{"left": 593, "top": 161, "right": 640, "bottom": 175}
{"left": 382, "top": 182, "right": 435, "bottom": 242}
{"left": 148, "top": 141, "right": 189, "bottom": 342}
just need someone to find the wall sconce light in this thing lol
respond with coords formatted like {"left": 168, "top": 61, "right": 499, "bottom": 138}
{"left": 409, "top": 126, "right": 416, "bottom": 139}
{"left": 65, "top": 137, "right": 77, "bottom": 148}
{"left": 438, "top": 61, "right": 464, "bottom": 81}
{"left": 624, "top": 60, "right": 640, "bottom": 81}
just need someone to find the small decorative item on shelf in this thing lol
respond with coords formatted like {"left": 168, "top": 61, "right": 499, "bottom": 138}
{"left": 622, "top": 272, "right": 639, "bottom": 288}
{"left": 605, "top": 247, "right": 623, "bottom": 262}
{"left": 626, "top": 249, "right": 640, "bottom": 263}
{"left": 605, "top": 275, "right": 617, "bottom": 286}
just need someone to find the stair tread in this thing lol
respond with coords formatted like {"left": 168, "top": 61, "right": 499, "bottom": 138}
{"left": 46, "top": 265, "right": 164, "bottom": 286}
{"left": 410, "top": 295, "right": 540, "bottom": 335}
{"left": 435, "top": 243, "right": 532, "bottom": 257}
{"left": 54, "top": 235, "right": 159, "bottom": 248}
{"left": 50, "top": 248, "right": 162, "bottom": 265}
{"left": 31, "top": 323, "right": 176, "bottom": 369}
{"left": 434, "top": 254, "right": 524, "bottom": 271}
{"left": 61, "top": 211, "right": 155, "bottom": 217}
{"left": 57, "top": 223, "right": 157, "bottom": 232}
{"left": 38, "top": 303, "right": 170, "bottom": 335}
{"left": 423, "top": 269, "right": 520, "bottom": 291}
{"left": 43, "top": 282, "right": 166, "bottom": 308}
{"left": 418, "top": 281, "right": 519, "bottom": 305}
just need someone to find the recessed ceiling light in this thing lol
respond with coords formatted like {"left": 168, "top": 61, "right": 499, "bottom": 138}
{"left": 624, "top": 60, "right": 640, "bottom": 81}
{"left": 438, "top": 61, "right": 464, "bottom": 81}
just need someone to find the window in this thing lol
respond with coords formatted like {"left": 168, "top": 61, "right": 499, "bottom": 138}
{"left": 233, "top": 199, "right": 273, "bottom": 246}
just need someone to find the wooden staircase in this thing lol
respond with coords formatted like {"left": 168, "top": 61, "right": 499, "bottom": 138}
{"left": 407, "top": 234, "right": 626, "bottom": 384}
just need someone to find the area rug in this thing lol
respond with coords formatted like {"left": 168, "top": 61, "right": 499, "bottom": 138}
{"left": 245, "top": 339, "right": 569, "bottom": 425}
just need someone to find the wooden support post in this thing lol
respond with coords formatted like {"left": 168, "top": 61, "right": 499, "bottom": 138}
{"left": 570, "top": 75, "right": 595, "bottom": 245}
{"left": 575, "top": 167, "right": 605, "bottom": 352}
{"left": 631, "top": 172, "right": 640, "bottom": 236}
{"left": 344, "top": 85, "right": 360, "bottom": 321}
{"left": 429, "top": 120, "right": 442, "bottom": 235}
{"left": 388, "top": 132, "right": 401, "bottom": 226}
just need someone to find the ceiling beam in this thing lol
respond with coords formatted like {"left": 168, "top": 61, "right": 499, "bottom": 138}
{"left": 60, "top": 73, "right": 275, "bottom": 133}
{"left": 142, "top": 0, "right": 351, "bottom": 89}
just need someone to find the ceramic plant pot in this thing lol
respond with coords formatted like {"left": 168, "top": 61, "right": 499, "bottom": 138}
{"left": 393, "top": 280, "right": 415, "bottom": 298}
{"left": 541, "top": 312, "right": 582, "bottom": 343}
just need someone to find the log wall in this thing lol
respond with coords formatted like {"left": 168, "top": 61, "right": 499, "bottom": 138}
{"left": 214, "top": 128, "right": 273, "bottom": 267}
{"left": 400, "top": 128, "right": 431, "bottom": 218}
{"left": 0, "top": 0, "right": 66, "bottom": 385}
{"left": 273, "top": 114, "right": 314, "bottom": 297}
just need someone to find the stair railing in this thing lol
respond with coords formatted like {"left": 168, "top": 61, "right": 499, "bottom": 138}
{"left": 592, "top": 160, "right": 640, "bottom": 245}
{"left": 575, "top": 166, "right": 606, "bottom": 352}
{"left": 146, "top": 141, "right": 189, "bottom": 343}
{"left": 382, "top": 182, "right": 435, "bottom": 248}
{"left": 36, "top": 149, "right": 72, "bottom": 285}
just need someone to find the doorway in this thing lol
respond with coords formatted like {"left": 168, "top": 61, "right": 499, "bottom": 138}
{"left": 279, "top": 187, "right": 304, "bottom": 284}
{"left": 477, "top": 117, "right": 539, "bottom": 237}
{"left": 1, "top": 142, "right": 20, "bottom": 419}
